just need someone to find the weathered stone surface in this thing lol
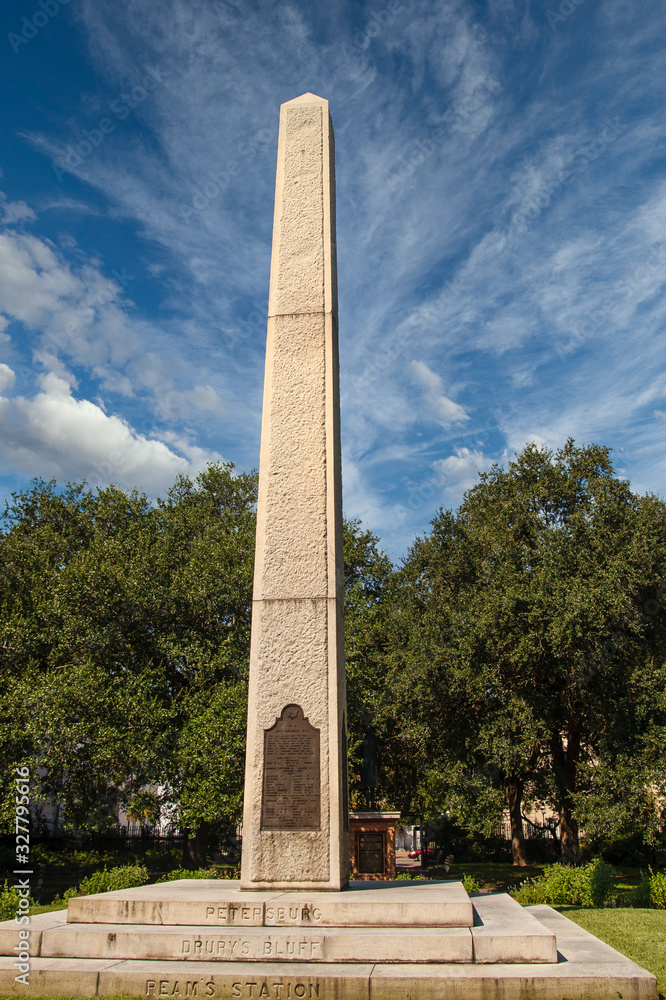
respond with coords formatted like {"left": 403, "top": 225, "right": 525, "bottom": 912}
{"left": 241, "top": 92, "right": 347, "bottom": 891}
{"left": 0, "top": 904, "right": 658, "bottom": 1000}
{"left": 99, "top": 961, "right": 370, "bottom": 1000}
{"left": 40, "top": 923, "right": 474, "bottom": 964}
{"left": 0, "top": 957, "right": 118, "bottom": 997}
{"left": 267, "top": 880, "right": 473, "bottom": 928}
{"left": 66, "top": 882, "right": 270, "bottom": 927}
{"left": 470, "top": 892, "right": 557, "bottom": 963}
{"left": 369, "top": 961, "right": 658, "bottom": 1000}
{"left": 0, "top": 909, "right": 67, "bottom": 956}
{"left": 64, "top": 880, "right": 474, "bottom": 928}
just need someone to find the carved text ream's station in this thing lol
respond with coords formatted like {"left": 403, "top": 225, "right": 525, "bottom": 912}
{"left": 0, "top": 93, "right": 658, "bottom": 1000}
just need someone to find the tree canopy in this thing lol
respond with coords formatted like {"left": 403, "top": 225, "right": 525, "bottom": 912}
{"left": 2, "top": 440, "right": 664, "bottom": 867}
{"left": 384, "top": 439, "right": 666, "bottom": 862}
{"left": 0, "top": 464, "right": 257, "bottom": 858}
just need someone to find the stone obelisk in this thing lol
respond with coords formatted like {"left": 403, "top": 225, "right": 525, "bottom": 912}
{"left": 241, "top": 93, "right": 349, "bottom": 891}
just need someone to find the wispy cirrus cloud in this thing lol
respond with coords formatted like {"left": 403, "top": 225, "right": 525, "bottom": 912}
{"left": 1, "top": 0, "right": 665, "bottom": 555}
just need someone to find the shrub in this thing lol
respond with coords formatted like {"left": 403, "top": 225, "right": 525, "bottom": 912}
{"left": 648, "top": 867, "right": 666, "bottom": 908}
{"left": 463, "top": 836, "right": 512, "bottom": 863}
{"left": 511, "top": 859, "right": 616, "bottom": 907}
{"left": 578, "top": 859, "right": 616, "bottom": 907}
{"left": 510, "top": 877, "right": 542, "bottom": 905}
{"left": 461, "top": 873, "right": 481, "bottom": 893}
{"left": 625, "top": 879, "right": 651, "bottom": 908}
{"left": 50, "top": 886, "right": 81, "bottom": 908}
{"left": 599, "top": 832, "right": 649, "bottom": 866}
{"left": 157, "top": 867, "right": 218, "bottom": 882}
{"left": 622, "top": 867, "right": 666, "bottom": 909}
{"left": 74, "top": 864, "right": 150, "bottom": 896}
{"left": 141, "top": 848, "right": 182, "bottom": 872}
{"left": 634, "top": 867, "right": 666, "bottom": 908}
{"left": 0, "top": 880, "right": 32, "bottom": 921}
{"left": 217, "top": 865, "right": 240, "bottom": 880}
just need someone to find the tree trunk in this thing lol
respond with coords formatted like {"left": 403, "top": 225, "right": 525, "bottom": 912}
{"left": 551, "top": 722, "right": 582, "bottom": 864}
{"left": 183, "top": 822, "right": 211, "bottom": 868}
{"left": 558, "top": 798, "right": 581, "bottom": 864}
{"left": 504, "top": 777, "right": 528, "bottom": 866}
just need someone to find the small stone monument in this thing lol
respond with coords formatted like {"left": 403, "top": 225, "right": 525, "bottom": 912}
{"left": 240, "top": 93, "right": 349, "bottom": 891}
{"left": 349, "top": 810, "right": 401, "bottom": 879}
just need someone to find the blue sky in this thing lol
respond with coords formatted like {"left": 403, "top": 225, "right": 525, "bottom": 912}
{"left": 0, "top": 0, "right": 665, "bottom": 560}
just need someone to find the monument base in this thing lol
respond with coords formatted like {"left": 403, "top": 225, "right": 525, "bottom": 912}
{"left": 0, "top": 881, "right": 657, "bottom": 999}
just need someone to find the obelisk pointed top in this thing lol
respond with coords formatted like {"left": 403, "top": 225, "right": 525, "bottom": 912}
{"left": 282, "top": 92, "right": 329, "bottom": 106}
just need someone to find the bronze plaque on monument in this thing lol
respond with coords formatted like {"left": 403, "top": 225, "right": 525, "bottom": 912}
{"left": 358, "top": 832, "right": 385, "bottom": 874}
{"left": 261, "top": 704, "right": 321, "bottom": 830}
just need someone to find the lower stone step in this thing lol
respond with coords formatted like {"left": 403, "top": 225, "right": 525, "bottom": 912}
{"left": 0, "top": 926, "right": 658, "bottom": 1000}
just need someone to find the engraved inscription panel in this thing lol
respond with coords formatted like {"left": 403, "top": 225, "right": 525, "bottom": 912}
{"left": 261, "top": 704, "right": 320, "bottom": 830}
{"left": 144, "top": 978, "right": 322, "bottom": 998}
{"left": 180, "top": 934, "right": 323, "bottom": 961}
{"left": 358, "top": 832, "right": 385, "bottom": 874}
{"left": 203, "top": 904, "right": 263, "bottom": 925}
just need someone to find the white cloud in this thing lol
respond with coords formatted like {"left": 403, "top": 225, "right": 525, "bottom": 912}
{"left": 0, "top": 363, "right": 15, "bottom": 391}
{"left": 409, "top": 359, "right": 470, "bottom": 429}
{"left": 0, "top": 192, "right": 37, "bottom": 225}
{"left": 6, "top": 0, "right": 666, "bottom": 558}
{"left": 0, "top": 228, "right": 238, "bottom": 437}
{"left": 0, "top": 373, "right": 217, "bottom": 496}
{"left": 434, "top": 447, "right": 494, "bottom": 504}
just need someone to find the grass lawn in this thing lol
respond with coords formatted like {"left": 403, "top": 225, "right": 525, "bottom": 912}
{"left": 555, "top": 906, "right": 666, "bottom": 998}
{"left": 442, "top": 860, "right": 546, "bottom": 891}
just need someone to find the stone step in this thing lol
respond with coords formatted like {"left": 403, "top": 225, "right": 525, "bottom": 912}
{"left": 0, "top": 927, "right": 658, "bottom": 1000}
{"left": 0, "top": 895, "right": 558, "bottom": 967}
{"left": 0, "top": 908, "right": 656, "bottom": 998}
{"left": 40, "top": 923, "right": 476, "bottom": 964}
{"left": 65, "top": 879, "right": 475, "bottom": 928}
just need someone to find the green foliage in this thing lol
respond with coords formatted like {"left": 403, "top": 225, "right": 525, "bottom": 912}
{"left": 0, "top": 464, "right": 257, "bottom": 846}
{"left": 157, "top": 867, "right": 218, "bottom": 882}
{"left": 4, "top": 662, "right": 171, "bottom": 833}
{"left": 172, "top": 682, "right": 247, "bottom": 836}
{"left": 126, "top": 790, "right": 161, "bottom": 829}
{"left": 218, "top": 865, "right": 241, "bottom": 879}
{"left": 342, "top": 518, "right": 396, "bottom": 805}
{"left": 461, "top": 873, "right": 481, "bottom": 893}
{"left": 29, "top": 844, "right": 181, "bottom": 872}
{"left": 153, "top": 863, "right": 241, "bottom": 883}
{"left": 511, "top": 859, "right": 616, "bottom": 907}
{"left": 140, "top": 848, "right": 183, "bottom": 872}
{"left": 76, "top": 864, "right": 150, "bottom": 896}
{"left": 51, "top": 864, "right": 150, "bottom": 905}
{"left": 641, "top": 867, "right": 666, "bottom": 910}
{"left": 598, "top": 831, "right": 654, "bottom": 866}
{"left": 0, "top": 880, "right": 32, "bottom": 920}
{"left": 386, "top": 439, "right": 666, "bottom": 860}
